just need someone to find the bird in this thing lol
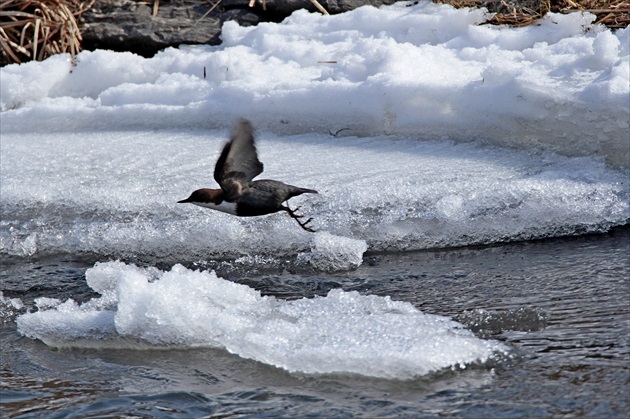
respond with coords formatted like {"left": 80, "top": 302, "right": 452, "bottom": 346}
{"left": 178, "top": 119, "right": 318, "bottom": 232}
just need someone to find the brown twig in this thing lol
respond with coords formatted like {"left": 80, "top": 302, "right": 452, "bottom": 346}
{"left": 196, "top": 0, "right": 222, "bottom": 23}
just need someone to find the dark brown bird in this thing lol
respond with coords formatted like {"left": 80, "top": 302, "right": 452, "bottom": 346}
{"left": 178, "top": 119, "right": 318, "bottom": 232}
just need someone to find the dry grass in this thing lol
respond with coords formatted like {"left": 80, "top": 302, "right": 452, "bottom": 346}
{"left": 434, "top": 0, "right": 630, "bottom": 28}
{"left": 0, "top": 0, "right": 94, "bottom": 65}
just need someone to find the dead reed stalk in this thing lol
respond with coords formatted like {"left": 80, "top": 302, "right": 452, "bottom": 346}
{"left": 0, "top": 0, "right": 94, "bottom": 65}
{"left": 434, "top": 0, "right": 629, "bottom": 28}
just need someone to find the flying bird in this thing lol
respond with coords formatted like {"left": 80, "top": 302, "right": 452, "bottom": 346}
{"left": 178, "top": 119, "right": 318, "bottom": 232}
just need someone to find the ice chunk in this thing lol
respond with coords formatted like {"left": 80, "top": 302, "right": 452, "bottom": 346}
{"left": 298, "top": 231, "right": 368, "bottom": 271}
{"left": 16, "top": 261, "right": 508, "bottom": 379}
{"left": 0, "top": 291, "right": 24, "bottom": 325}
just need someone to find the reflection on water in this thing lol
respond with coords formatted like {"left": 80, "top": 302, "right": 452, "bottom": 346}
{"left": 1, "top": 227, "right": 629, "bottom": 417}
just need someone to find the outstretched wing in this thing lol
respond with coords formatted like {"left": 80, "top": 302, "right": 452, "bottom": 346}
{"left": 214, "top": 119, "right": 264, "bottom": 188}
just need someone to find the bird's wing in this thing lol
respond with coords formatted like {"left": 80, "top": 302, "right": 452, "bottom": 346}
{"left": 214, "top": 119, "right": 264, "bottom": 188}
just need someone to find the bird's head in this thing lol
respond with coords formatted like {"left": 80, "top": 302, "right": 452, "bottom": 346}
{"left": 178, "top": 188, "right": 222, "bottom": 205}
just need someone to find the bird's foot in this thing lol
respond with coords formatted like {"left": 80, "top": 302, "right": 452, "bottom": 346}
{"left": 283, "top": 206, "right": 316, "bottom": 233}
{"left": 297, "top": 217, "right": 316, "bottom": 233}
{"left": 291, "top": 206, "right": 304, "bottom": 218}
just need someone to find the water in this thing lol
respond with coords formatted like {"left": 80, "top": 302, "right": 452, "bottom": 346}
{"left": 2, "top": 227, "right": 628, "bottom": 417}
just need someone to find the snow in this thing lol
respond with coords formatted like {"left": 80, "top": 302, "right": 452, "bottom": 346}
{"left": 1, "top": 2, "right": 628, "bottom": 166}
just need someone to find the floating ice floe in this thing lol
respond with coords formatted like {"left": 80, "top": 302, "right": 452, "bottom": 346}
{"left": 16, "top": 261, "right": 508, "bottom": 379}
{"left": 298, "top": 231, "right": 368, "bottom": 271}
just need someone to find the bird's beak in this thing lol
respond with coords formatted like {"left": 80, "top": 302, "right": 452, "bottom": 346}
{"left": 177, "top": 198, "right": 190, "bottom": 203}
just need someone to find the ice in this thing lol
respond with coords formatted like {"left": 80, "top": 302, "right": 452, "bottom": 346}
{"left": 1, "top": 131, "right": 628, "bottom": 264}
{"left": 0, "top": 291, "right": 24, "bottom": 325}
{"left": 16, "top": 261, "right": 508, "bottom": 378}
{"left": 298, "top": 231, "right": 368, "bottom": 271}
{"left": 22, "top": 298, "right": 117, "bottom": 342}
{"left": 0, "top": 3, "right": 628, "bottom": 167}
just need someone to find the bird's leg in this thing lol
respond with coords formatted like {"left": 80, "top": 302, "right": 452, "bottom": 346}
{"left": 282, "top": 205, "right": 316, "bottom": 233}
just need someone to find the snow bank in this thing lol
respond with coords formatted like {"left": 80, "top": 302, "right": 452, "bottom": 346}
{"left": 1, "top": 2, "right": 628, "bottom": 167}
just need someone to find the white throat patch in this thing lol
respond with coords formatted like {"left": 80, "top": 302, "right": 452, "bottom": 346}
{"left": 192, "top": 200, "right": 238, "bottom": 215}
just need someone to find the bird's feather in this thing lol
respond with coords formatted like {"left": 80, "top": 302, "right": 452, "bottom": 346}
{"left": 214, "top": 119, "right": 264, "bottom": 187}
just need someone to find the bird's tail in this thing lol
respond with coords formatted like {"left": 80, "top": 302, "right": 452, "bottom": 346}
{"left": 288, "top": 186, "right": 318, "bottom": 199}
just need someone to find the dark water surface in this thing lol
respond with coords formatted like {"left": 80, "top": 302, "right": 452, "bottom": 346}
{"left": 2, "top": 227, "right": 629, "bottom": 418}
